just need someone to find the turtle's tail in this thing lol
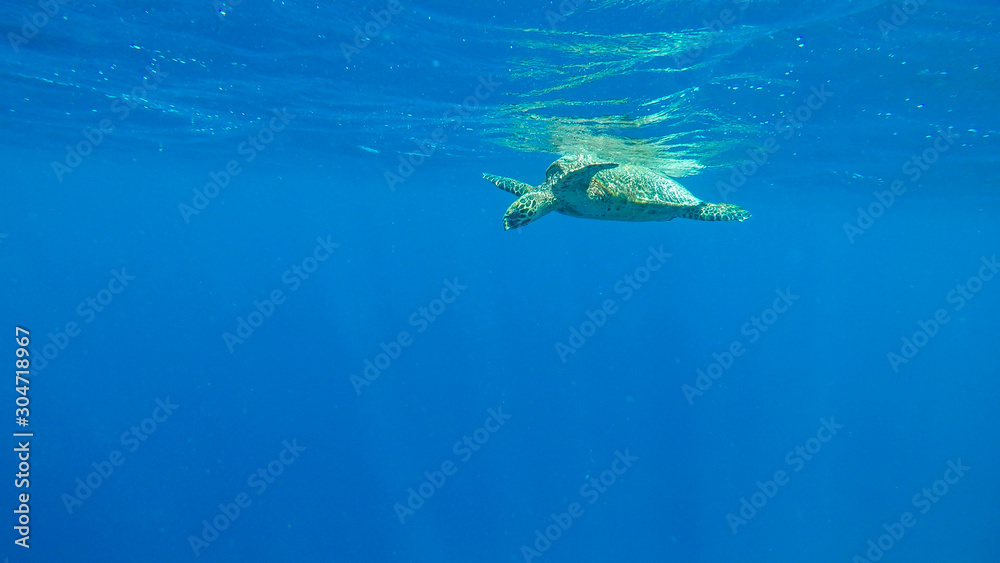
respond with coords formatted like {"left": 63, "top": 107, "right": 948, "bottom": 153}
{"left": 689, "top": 202, "right": 751, "bottom": 222}
{"left": 483, "top": 173, "right": 534, "bottom": 197}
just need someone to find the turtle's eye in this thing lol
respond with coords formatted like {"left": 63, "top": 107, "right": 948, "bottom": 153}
{"left": 545, "top": 162, "right": 563, "bottom": 179}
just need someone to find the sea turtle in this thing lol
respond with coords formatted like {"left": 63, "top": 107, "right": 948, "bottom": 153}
{"left": 483, "top": 154, "right": 751, "bottom": 230}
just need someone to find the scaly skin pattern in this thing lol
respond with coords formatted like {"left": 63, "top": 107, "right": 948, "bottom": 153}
{"left": 483, "top": 173, "right": 532, "bottom": 197}
{"left": 681, "top": 202, "right": 752, "bottom": 222}
{"left": 502, "top": 192, "right": 556, "bottom": 229}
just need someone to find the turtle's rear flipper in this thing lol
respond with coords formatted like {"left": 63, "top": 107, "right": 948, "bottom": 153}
{"left": 687, "top": 202, "right": 751, "bottom": 222}
{"left": 503, "top": 192, "right": 557, "bottom": 230}
{"left": 484, "top": 173, "right": 534, "bottom": 197}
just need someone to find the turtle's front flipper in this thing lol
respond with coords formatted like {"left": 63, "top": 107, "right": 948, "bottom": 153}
{"left": 483, "top": 173, "right": 534, "bottom": 197}
{"left": 558, "top": 163, "right": 619, "bottom": 191}
{"left": 503, "top": 192, "right": 557, "bottom": 230}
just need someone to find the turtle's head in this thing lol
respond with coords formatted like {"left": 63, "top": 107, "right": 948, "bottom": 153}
{"left": 694, "top": 202, "right": 751, "bottom": 222}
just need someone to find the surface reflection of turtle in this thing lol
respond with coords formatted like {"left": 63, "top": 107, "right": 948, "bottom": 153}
{"left": 484, "top": 154, "right": 751, "bottom": 230}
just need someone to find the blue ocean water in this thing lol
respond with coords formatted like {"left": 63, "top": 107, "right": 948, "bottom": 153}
{"left": 2, "top": 0, "right": 999, "bottom": 561}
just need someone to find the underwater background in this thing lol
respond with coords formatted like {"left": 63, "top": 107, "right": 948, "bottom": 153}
{"left": 2, "top": 0, "right": 999, "bottom": 561}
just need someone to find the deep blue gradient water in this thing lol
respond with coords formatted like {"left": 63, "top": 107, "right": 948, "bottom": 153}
{"left": 2, "top": 1, "right": 999, "bottom": 561}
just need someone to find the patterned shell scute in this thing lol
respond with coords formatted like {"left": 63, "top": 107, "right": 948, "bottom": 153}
{"left": 547, "top": 154, "right": 701, "bottom": 208}
{"left": 594, "top": 164, "right": 701, "bottom": 207}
